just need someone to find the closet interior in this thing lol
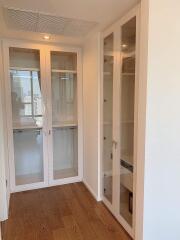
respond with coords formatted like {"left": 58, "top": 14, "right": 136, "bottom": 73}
{"left": 50, "top": 51, "right": 78, "bottom": 180}
{"left": 103, "top": 33, "right": 114, "bottom": 203}
{"left": 120, "top": 16, "right": 136, "bottom": 226}
{"left": 102, "top": 8, "right": 138, "bottom": 237}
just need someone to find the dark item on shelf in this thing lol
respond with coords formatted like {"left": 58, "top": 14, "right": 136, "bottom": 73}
{"left": 120, "top": 159, "right": 133, "bottom": 172}
{"left": 129, "top": 192, "right": 133, "bottom": 214}
{"left": 13, "top": 128, "right": 42, "bottom": 134}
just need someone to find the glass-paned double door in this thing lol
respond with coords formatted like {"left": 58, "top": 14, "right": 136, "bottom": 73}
{"left": 102, "top": 10, "right": 138, "bottom": 237}
{"left": 6, "top": 44, "right": 81, "bottom": 192}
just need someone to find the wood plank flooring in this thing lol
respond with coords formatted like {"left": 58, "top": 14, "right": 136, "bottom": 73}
{"left": 2, "top": 182, "right": 132, "bottom": 240}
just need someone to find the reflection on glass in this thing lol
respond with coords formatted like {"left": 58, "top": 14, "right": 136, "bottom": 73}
{"left": 121, "top": 17, "right": 136, "bottom": 53}
{"left": 103, "top": 33, "right": 114, "bottom": 203}
{"left": 53, "top": 127, "right": 78, "bottom": 179}
{"left": 9, "top": 47, "right": 44, "bottom": 186}
{"left": 51, "top": 51, "right": 77, "bottom": 71}
{"left": 14, "top": 129, "right": 44, "bottom": 185}
{"left": 10, "top": 70, "right": 42, "bottom": 128}
{"left": 51, "top": 51, "right": 78, "bottom": 179}
{"left": 52, "top": 72, "right": 77, "bottom": 126}
{"left": 120, "top": 17, "right": 136, "bottom": 226}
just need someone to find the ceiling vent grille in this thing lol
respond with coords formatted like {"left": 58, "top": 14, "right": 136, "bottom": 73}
{"left": 3, "top": 7, "right": 97, "bottom": 37}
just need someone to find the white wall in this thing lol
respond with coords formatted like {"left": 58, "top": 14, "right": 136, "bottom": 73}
{"left": 82, "top": 33, "right": 101, "bottom": 200}
{"left": 0, "top": 40, "right": 9, "bottom": 221}
{"left": 136, "top": 0, "right": 180, "bottom": 239}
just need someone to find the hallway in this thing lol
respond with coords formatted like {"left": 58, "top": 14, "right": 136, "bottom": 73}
{"left": 2, "top": 183, "right": 131, "bottom": 240}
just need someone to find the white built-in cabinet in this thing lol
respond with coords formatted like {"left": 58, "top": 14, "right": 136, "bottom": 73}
{"left": 3, "top": 42, "right": 83, "bottom": 192}
{"left": 101, "top": 6, "right": 139, "bottom": 238}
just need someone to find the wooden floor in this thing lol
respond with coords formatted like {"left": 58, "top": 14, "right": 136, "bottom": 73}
{"left": 2, "top": 182, "right": 131, "bottom": 240}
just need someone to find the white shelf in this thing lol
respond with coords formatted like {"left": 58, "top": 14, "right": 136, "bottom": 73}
{"left": 51, "top": 69, "right": 77, "bottom": 74}
{"left": 122, "top": 73, "right": 135, "bottom": 76}
{"left": 121, "top": 153, "right": 133, "bottom": 166}
{"left": 54, "top": 168, "right": 78, "bottom": 180}
{"left": 103, "top": 121, "right": 112, "bottom": 126}
{"left": 121, "top": 171, "right": 133, "bottom": 192}
{"left": 104, "top": 71, "right": 112, "bottom": 76}
{"left": 122, "top": 51, "right": 135, "bottom": 58}
{"left": 13, "top": 125, "right": 42, "bottom": 130}
{"left": 16, "top": 172, "right": 43, "bottom": 186}
{"left": 52, "top": 122, "right": 78, "bottom": 128}
{"left": 104, "top": 170, "right": 113, "bottom": 177}
{"left": 104, "top": 51, "right": 114, "bottom": 57}
{"left": 121, "top": 120, "right": 134, "bottom": 124}
{"left": 10, "top": 67, "right": 40, "bottom": 71}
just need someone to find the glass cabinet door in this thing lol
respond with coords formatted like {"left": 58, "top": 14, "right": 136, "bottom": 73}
{"left": 102, "top": 33, "right": 114, "bottom": 203}
{"left": 9, "top": 47, "right": 45, "bottom": 186}
{"left": 50, "top": 51, "right": 78, "bottom": 180}
{"left": 119, "top": 17, "right": 136, "bottom": 226}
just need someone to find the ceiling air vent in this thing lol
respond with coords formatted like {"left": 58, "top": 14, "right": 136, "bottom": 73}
{"left": 3, "top": 7, "right": 97, "bottom": 37}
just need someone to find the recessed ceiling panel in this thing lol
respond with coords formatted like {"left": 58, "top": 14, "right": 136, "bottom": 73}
{"left": 4, "top": 8, "right": 38, "bottom": 32}
{"left": 37, "top": 13, "right": 71, "bottom": 35}
{"left": 3, "top": 7, "right": 97, "bottom": 36}
{"left": 64, "top": 19, "right": 96, "bottom": 36}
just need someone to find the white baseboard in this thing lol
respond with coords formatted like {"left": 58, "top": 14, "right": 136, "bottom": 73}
{"left": 0, "top": 224, "right": 2, "bottom": 240}
{"left": 82, "top": 179, "right": 101, "bottom": 202}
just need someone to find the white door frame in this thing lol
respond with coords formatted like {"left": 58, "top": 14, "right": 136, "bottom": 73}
{"left": 100, "top": 24, "right": 117, "bottom": 215}
{"left": 45, "top": 45, "right": 83, "bottom": 186}
{"left": 100, "top": 5, "right": 140, "bottom": 238}
{"left": 3, "top": 40, "right": 49, "bottom": 193}
{"left": 3, "top": 40, "right": 83, "bottom": 193}
{"left": 0, "top": 40, "right": 9, "bottom": 221}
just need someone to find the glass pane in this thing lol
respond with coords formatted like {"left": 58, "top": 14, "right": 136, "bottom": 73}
{"left": 9, "top": 47, "right": 44, "bottom": 186}
{"left": 52, "top": 72, "right": 77, "bottom": 126}
{"left": 103, "top": 33, "right": 114, "bottom": 203}
{"left": 51, "top": 51, "right": 78, "bottom": 179}
{"left": 121, "top": 17, "right": 136, "bottom": 53}
{"left": 10, "top": 70, "right": 42, "bottom": 128}
{"left": 10, "top": 47, "right": 40, "bottom": 69}
{"left": 120, "top": 17, "right": 136, "bottom": 226}
{"left": 51, "top": 51, "right": 77, "bottom": 71}
{"left": 9, "top": 48, "right": 42, "bottom": 128}
{"left": 14, "top": 129, "right": 44, "bottom": 185}
{"left": 53, "top": 127, "right": 78, "bottom": 179}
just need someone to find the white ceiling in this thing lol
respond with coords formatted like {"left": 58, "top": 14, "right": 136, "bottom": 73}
{"left": 0, "top": 0, "right": 139, "bottom": 45}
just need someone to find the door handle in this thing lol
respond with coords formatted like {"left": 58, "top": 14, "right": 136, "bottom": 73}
{"left": 112, "top": 140, "right": 118, "bottom": 149}
{"left": 43, "top": 130, "right": 51, "bottom": 136}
